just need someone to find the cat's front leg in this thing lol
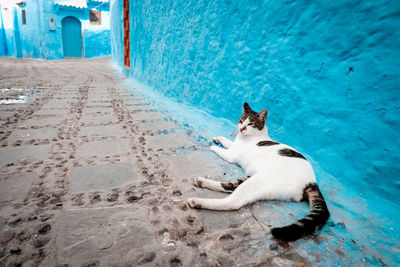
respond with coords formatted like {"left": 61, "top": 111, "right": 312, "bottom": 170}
{"left": 210, "top": 145, "right": 233, "bottom": 163}
{"left": 212, "top": 136, "right": 233, "bottom": 148}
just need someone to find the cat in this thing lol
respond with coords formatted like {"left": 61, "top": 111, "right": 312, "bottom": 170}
{"left": 187, "top": 102, "right": 330, "bottom": 241}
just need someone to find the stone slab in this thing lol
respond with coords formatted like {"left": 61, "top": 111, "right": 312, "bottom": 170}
{"left": 79, "top": 124, "right": 122, "bottom": 136}
{"left": 69, "top": 162, "right": 139, "bottom": 193}
{"left": 160, "top": 151, "right": 223, "bottom": 180}
{"left": 194, "top": 207, "right": 254, "bottom": 232}
{"left": 0, "top": 173, "right": 35, "bottom": 202}
{"left": 127, "top": 105, "right": 155, "bottom": 111}
{"left": 88, "top": 92, "right": 109, "bottom": 96}
{"left": 79, "top": 115, "right": 117, "bottom": 125}
{"left": 146, "top": 133, "right": 193, "bottom": 150}
{"left": 8, "top": 128, "right": 57, "bottom": 140}
{"left": 76, "top": 139, "right": 131, "bottom": 158}
{"left": 131, "top": 111, "right": 165, "bottom": 121}
{"left": 82, "top": 107, "right": 114, "bottom": 115}
{"left": 87, "top": 97, "right": 110, "bottom": 103}
{"left": 0, "top": 111, "right": 14, "bottom": 119}
{"left": 0, "top": 105, "right": 16, "bottom": 111}
{"left": 0, "top": 144, "right": 51, "bottom": 165}
{"left": 34, "top": 109, "right": 69, "bottom": 116}
{"left": 55, "top": 206, "right": 155, "bottom": 264}
{"left": 139, "top": 121, "right": 177, "bottom": 132}
{"left": 125, "top": 99, "right": 149, "bottom": 106}
{"left": 40, "top": 101, "right": 70, "bottom": 110}
{"left": 22, "top": 116, "right": 65, "bottom": 127}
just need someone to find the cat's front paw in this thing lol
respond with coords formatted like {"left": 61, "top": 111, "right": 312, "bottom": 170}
{"left": 187, "top": 198, "right": 202, "bottom": 209}
{"left": 212, "top": 136, "right": 222, "bottom": 145}
{"left": 210, "top": 145, "right": 219, "bottom": 153}
{"left": 193, "top": 176, "right": 205, "bottom": 188}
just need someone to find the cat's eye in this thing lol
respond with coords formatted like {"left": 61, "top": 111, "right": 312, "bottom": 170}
{"left": 239, "top": 119, "right": 243, "bottom": 124}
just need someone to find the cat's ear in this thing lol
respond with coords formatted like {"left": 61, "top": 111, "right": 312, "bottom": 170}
{"left": 243, "top": 102, "right": 252, "bottom": 113}
{"left": 257, "top": 109, "right": 268, "bottom": 123}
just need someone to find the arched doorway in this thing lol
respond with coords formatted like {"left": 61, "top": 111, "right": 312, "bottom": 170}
{"left": 62, "top": 16, "right": 83, "bottom": 58}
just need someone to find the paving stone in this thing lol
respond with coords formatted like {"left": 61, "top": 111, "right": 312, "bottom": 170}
{"left": 160, "top": 151, "right": 223, "bottom": 180}
{"left": 146, "top": 133, "right": 193, "bottom": 149}
{"left": 87, "top": 97, "right": 110, "bottom": 103}
{"left": 8, "top": 128, "right": 57, "bottom": 140}
{"left": 127, "top": 104, "right": 155, "bottom": 111}
{"left": 69, "top": 162, "right": 140, "bottom": 193}
{"left": 194, "top": 207, "right": 254, "bottom": 232}
{"left": 40, "top": 101, "right": 70, "bottom": 109}
{"left": 22, "top": 116, "right": 65, "bottom": 127}
{"left": 125, "top": 99, "right": 148, "bottom": 106}
{"left": 0, "top": 105, "right": 15, "bottom": 111}
{"left": 0, "top": 173, "right": 36, "bottom": 202}
{"left": 131, "top": 111, "right": 165, "bottom": 121}
{"left": 0, "top": 111, "right": 14, "bottom": 118}
{"left": 86, "top": 93, "right": 109, "bottom": 99}
{"left": 139, "top": 121, "right": 177, "bottom": 131}
{"left": 76, "top": 139, "right": 131, "bottom": 158}
{"left": 82, "top": 107, "right": 114, "bottom": 115}
{"left": 55, "top": 206, "right": 155, "bottom": 263}
{"left": 86, "top": 101, "right": 112, "bottom": 106}
{"left": 79, "top": 124, "right": 122, "bottom": 136}
{"left": 79, "top": 115, "right": 117, "bottom": 125}
{"left": 34, "top": 109, "right": 69, "bottom": 116}
{"left": 0, "top": 144, "right": 52, "bottom": 165}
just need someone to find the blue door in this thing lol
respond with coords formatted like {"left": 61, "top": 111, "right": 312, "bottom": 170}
{"left": 62, "top": 16, "right": 82, "bottom": 58}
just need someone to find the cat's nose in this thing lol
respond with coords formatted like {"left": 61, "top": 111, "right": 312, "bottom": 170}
{"left": 240, "top": 126, "right": 247, "bottom": 132}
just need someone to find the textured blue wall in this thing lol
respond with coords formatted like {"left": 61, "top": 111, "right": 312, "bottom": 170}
{"left": 0, "top": 3, "right": 7, "bottom": 56}
{"left": 84, "top": 29, "right": 111, "bottom": 58}
{"left": 111, "top": 0, "right": 400, "bottom": 203}
{"left": 110, "top": 0, "right": 123, "bottom": 67}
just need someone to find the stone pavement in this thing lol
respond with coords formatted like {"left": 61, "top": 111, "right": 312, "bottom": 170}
{"left": 0, "top": 58, "right": 347, "bottom": 266}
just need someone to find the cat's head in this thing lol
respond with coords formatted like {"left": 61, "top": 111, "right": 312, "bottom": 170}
{"left": 238, "top": 103, "right": 268, "bottom": 136}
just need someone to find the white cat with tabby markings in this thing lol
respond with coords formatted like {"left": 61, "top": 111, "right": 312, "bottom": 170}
{"left": 187, "top": 103, "right": 330, "bottom": 241}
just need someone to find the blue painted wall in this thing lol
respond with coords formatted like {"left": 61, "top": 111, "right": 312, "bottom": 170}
{"left": 0, "top": 3, "right": 8, "bottom": 56}
{"left": 0, "top": 0, "right": 111, "bottom": 59}
{"left": 110, "top": 0, "right": 123, "bottom": 66}
{"left": 111, "top": 0, "right": 400, "bottom": 263}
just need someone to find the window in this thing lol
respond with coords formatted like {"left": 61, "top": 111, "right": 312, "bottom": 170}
{"left": 21, "top": 9, "right": 26, "bottom": 25}
{"left": 90, "top": 10, "right": 101, "bottom": 25}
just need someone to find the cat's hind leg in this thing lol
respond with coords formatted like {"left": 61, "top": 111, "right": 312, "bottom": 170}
{"left": 188, "top": 174, "right": 294, "bottom": 210}
{"left": 212, "top": 136, "right": 233, "bottom": 148}
{"left": 188, "top": 176, "right": 257, "bottom": 210}
{"left": 193, "top": 176, "right": 249, "bottom": 193}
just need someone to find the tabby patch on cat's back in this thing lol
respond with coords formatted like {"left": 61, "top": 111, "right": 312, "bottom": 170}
{"left": 187, "top": 102, "right": 330, "bottom": 242}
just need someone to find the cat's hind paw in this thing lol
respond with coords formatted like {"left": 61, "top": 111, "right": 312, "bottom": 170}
{"left": 193, "top": 176, "right": 205, "bottom": 188}
{"left": 187, "top": 198, "right": 202, "bottom": 209}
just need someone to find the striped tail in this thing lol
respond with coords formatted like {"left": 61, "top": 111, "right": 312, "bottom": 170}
{"left": 271, "top": 183, "right": 330, "bottom": 242}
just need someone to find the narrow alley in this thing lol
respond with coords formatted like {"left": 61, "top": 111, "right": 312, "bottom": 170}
{"left": 0, "top": 58, "right": 393, "bottom": 266}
